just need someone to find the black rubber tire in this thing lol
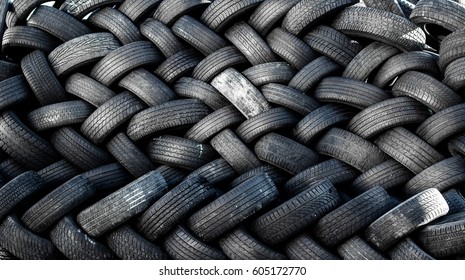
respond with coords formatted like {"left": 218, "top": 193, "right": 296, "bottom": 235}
{"left": 363, "top": 0, "right": 405, "bottom": 17}
{"left": 118, "top": 68, "right": 176, "bottom": 107}
{"left": 211, "top": 68, "right": 271, "bottom": 119}
{"left": 154, "top": 48, "right": 203, "bottom": 84}
{"left": 51, "top": 127, "right": 113, "bottom": 171}
{"left": 416, "top": 103, "right": 465, "bottom": 146}
{"left": 0, "top": 0, "right": 8, "bottom": 44}
{"left": 236, "top": 107, "right": 299, "bottom": 143}
{"left": 373, "top": 51, "right": 439, "bottom": 88}
{"left": 0, "top": 75, "right": 32, "bottom": 112}
{"left": 21, "top": 50, "right": 68, "bottom": 105}
{"left": 127, "top": 99, "right": 211, "bottom": 141}
{"left": 48, "top": 32, "right": 121, "bottom": 77}
{"left": 82, "top": 163, "right": 133, "bottom": 192}
{"left": 254, "top": 133, "right": 321, "bottom": 175}
{"left": 60, "top": 0, "right": 124, "bottom": 19}
{"left": 0, "top": 60, "right": 21, "bottom": 82}
{"left": 375, "top": 127, "right": 445, "bottom": 174}
{"left": 187, "top": 173, "right": 279, "bottom": 241}
{"left": 303, "top": 25, "right": 362, "bottom": 67}
{"left": 316, "top": 128, "right": 390, "bottom": 172}
{"left": 81, "top": 91, "right": 146, "bottom": 144}
{"left": 174, "top": 77, "right": 230, "bottom": 110}
{"left": 153, "top": 0, "right": 211, "bottom": 26}
{"left": 185, "top": 105, "right": 245, "bottom": 143}
{"left": 147, "top": 136, "right": 217, "bottom": 170}
{"left": 438, "top": 29, "right": 465, "bottom": 72}
{"left": 392, "top": 71, "right": 463, "bottom": 113}
{"left": 27, "top": 6, "right": 91, "bottom": 42}
{"left": 346, "top": 97, "right": 431, "bottom": 139}
{"left": 242, "top": 62, "right": 297, "bottom": 87}
{"left": 443, "top": 188, "right": 465, "bottom": 215}
{"left": 293, "top": 104, "right": 355, "bottom": 145}
{"left": 86, "top": 7, "right": 143, "bottom": 45}
{"left": 106, "top": 132, "right": 156, "bottom": 178}
{"left": 172, "top": 15, "right": 228, "bottom": 56}
{"left": 285, "top": 233, "right": 340, "bottom": 260}
{"left": 248, "top": 0, "right": 300, "bottom": 36}
{"left": 283, "top": 159, "right": 359, "bottom": 197}
{"left": 266, "top": 27, "right": 317, "bottom": 70}
{"left": 210, "top": 129, "right": 262, "bottom": 174}
{"left": 388, "top": 238, "right": 434, "bottom": 260}
{"left": 342, "top": 42, "right": 400, "bottom": 81}
{"left": 0, "top": 111, "right": 59, "bottom": 170}
{"left": 49, "top": 215, "right": 116, "bottom": 260}
{"left": 200, "top": 0, "right": 263, "bottom": 32}
{"left": 191, "top": 46, "right": 248, "bottom": 82}
{"left": 137, "top": 175, "right": 216, "bottom": 241}
{"left": 224, "top": 21, "right": 277, "bottom": 65}
{"left": 0, "top": 171, "right": 45, "bottom": 220}
{"left": 448, "top": 132, "right": 465, "bottom": 157}
{"left": 0, "top": 247, "right": 16, "bottom": 260}
{"left": 37, "top": 160, "right": 80, "bottom": 188}
{"left": 418, "top": 212, "right": 465, "bottom": 258}
{"left": 251, "top": 179, "right": 340, "bottom": 245}
{"left": 337, "top": 235, "right": 387, "bottom": 260}
{"left": 139, "top": 19, "right": 186, "bottom": 58}
{"left": 0, "top": 214, "right": 57, "bottom": 260}
{"left": 282, "top": 0, "right": 359, "bottom": 36}
{"left": 365, "top": 188, "right": 449, "bottom": 251}
{"left": 0, "top": 158, "right": 27, "bottom": 182}
{"left": 261, "top": 83, "right": 321, "bottom": 116}
{"left": 228, "top": 164, "right": 287, "bottom": 190}
{"left": 65, "top": 73, "right": 116, "bottom": 108}
{"left": 105, "top": 225, "right": 168, "bottom": 260}
{"left": 163, "top": 225, "right": 227, "bottom": 260}
{"left": 76, "top": 170, "right": 167, "bottom": 237}
{"left": 186, "top": 158, "right": 237, "bottom": 186}
{"left": 443, "top": 57, "right": 465, "bottom": 91}
{"left": 117, "top": 0, "right": 161, "bottom": 22}
{"left": 350, "top": 160, "right": 414, "bottom": 195}
{"left": 27, "top": 100, "right": 94, "bottom": 132}
{"left": 331, "top": 6, "right": 426, "bottom": 52}
{"left": 12, "top": 0, "right": 49, "bottom": 21}
{"left": 314, "top": 187, "right": 394, "bottom": 247}
{"left": 314, "top": 77, "right": 391, "bottom": 110}
{"left": 90, "top": 41, "right": 163, "bottom": 86}
{"left": 288, "top": 56, "right": 341, "bottom": 93}
{"left": 219, "top": 227, "right": 287, "bottom": 260}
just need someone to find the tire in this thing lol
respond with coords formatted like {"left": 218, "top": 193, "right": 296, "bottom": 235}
{"left": 375, "top": 127, "right": 445, "bottom": 174}
{"left": 228, "top": 164, "right": 287, "bottom": 190}
{"left": 448, "top": 132, "right": 465, "bottom": 157}
{"left": 211, "top": 68, "right": 271, "bottom": 119}
{"left": 337, "top": 235, "right": 386, "bottom": 260}
{"left": 49, "top": 215, "right": 116, "bottom": 260}
{"left": 65, "top": 73, "right": 116, "bottom": 108}
{"left": 163, "top": 225, "right": 227, "bottom": 260}
{"left": 118, "top": 68, "right": 176, "bottom": 107}
{"left": 254, "top": 133, "right": 321, "bottom": 175}
{"left": 12, "top": 0, "right": 50, "bottom": 21}
{"left": 283, "top": 159, "right": 359, "bottom": 197}
{"left": 282, "top": 0, "right": 359, "bottom": 36}
{"left": 0, "top": 158, "right": 27, "bottom": 182}
{"left": 438, "top": 29, "right": 465, "bottom": 72}
{"left": 86, "top": 7, "right": 143, "bottom": 45}
{"left": 153, "top": 0, "right": 210, "bottom": 26}
{"left": 346, "top": 97, "right": 431, "bottom": 139}
{"left": 248, "top": 0, "right": 300, "bottom": 36}
{"left": 140, "top": 19, "right": 186, "bottom": 58}
{"left": 127, "top": 99, "right": 211, "bottom": 141}
{"left": 303, "top": 25, "right": 362, "bottom": 67}
{"left": 0, "top": 75, "right": 33, "bottom": 112}
{"left": 105, "top": 225, "right": 168, "bottom": 260}
{"left": 342, "top": 42, "right": 400, "bottom": 81}
{"left": 210, "top": 129, "right": 262, "bottom": 174}
{"left": 174, "top": 77, "right": 230, "bottom": 110}
{"left": 148, "top": 136, "right": 217, "bottom": 170}
{"left": 82, "top": 163, "right": 132, "bottom": 193}
{"left": 60, "top": 0, "right": 124, "bottom": 19}
{"left": 219, "top": 227, "right": 287, "bottom": 260}
{"left": 392, "top": 71, "right": 463, "bottom": 112}
{"left": 288, "top": 56, "right": 341, "bottom": 93}
{"left": 314, "top": 187, "right": 394, "bottom": 247}
{"left": 285, "top": 233, "right": 340, "bottom": 260}
{"left": 315, "top": 128, "right": 390, "bottom": 172}
{"left": 363, "top": 0, "right": 405, "bottom": 17}
{"left": 224, "top": 21, "right": 277, "bottom": 65}
{"left": 236, "top": 107, "right": 299, "bottom": 143}
{"left": 2, "top": 25, "right": 60, "bottom": 58}
{"left": 443, "top": 57, "right": 465, "bottom": 91}
{"left": 37, "top": 160, "right": 80, "bottom": 188}
{"left": 81, "top": 92, "right": 146, "bottom": 144}
{"left": 21, "top": 50, "right": 68, "bottom": 105}
{"left": 266, "top": 27, "right": 317, "bottom": 70}
{"left": 0, "top": 60, "right": 21, "bottom": 82}
{"left": 388, "top": 238, "right": 434, "bottom": 260}
{"left": 76, "top": 170, "right": 168, "bottom": 237}
{"left": 365, "top": 188, "right": 449, "bottom": 251}
{"left": 155, "top": 166, "right": 187, "bottom": 188}
{"left": 0, "top": 111, "right": 59, "bottom": 170}
{"left": 0, "top": 214, "right": 57, "bottom": 260}
{"left": 185, "top": 105, "right": 245, "bottom": 143}
{"left": 251, "top": 179, "right": 340, "bottom": 245}
{"left": 48, "top": 32, "right": 121, "bottom": 77}
{"left": 154, "top": 48, "right": 203, "bottom": 84}
{"left": 191, "top": 46, "right": 248, "bottom": 82}
{"left": 261, "top": 83, "right": 321, "bottom": 116}
{"left": 186, "top": 158, "right": 237, "bottom": 186}
{"left": 242, "top": 62, "right": 297, "bottom": 87}
{"left": 172, "top": 15, "right": 228, "bottom": 56}
{"left": 137, "top": 175, "right": 217, "bottom": 241}
{"left": 106, "top": 132, "right": 156, "bottom": 178}
{"left": 117, "top": 0, "right": 161, "bottom": 22}
{"left": 187, "top": 173, "right": 279, "bottom": 241}
{"left": 443, "top": 188, "right": 465, "bottom": 215}
{"left": 51, "top": 127, "right": 113, "bottom": 171}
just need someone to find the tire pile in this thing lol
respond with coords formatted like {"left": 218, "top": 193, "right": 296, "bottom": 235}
{"left": 1, "top": 0, "right": 465, "bottom": 260}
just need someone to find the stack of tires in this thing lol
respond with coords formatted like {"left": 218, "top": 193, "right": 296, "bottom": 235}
{"left": 0, "top": 0, "right": 465, "bottom": 260}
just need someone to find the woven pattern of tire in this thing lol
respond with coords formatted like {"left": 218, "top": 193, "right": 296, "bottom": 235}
{"left": 1, "top": 0, "right": 465, "bottom": 260}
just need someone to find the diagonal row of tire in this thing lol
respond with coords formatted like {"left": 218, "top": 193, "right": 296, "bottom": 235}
{"left": 1, "top": 0, "right": 465, "bottom": 260}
